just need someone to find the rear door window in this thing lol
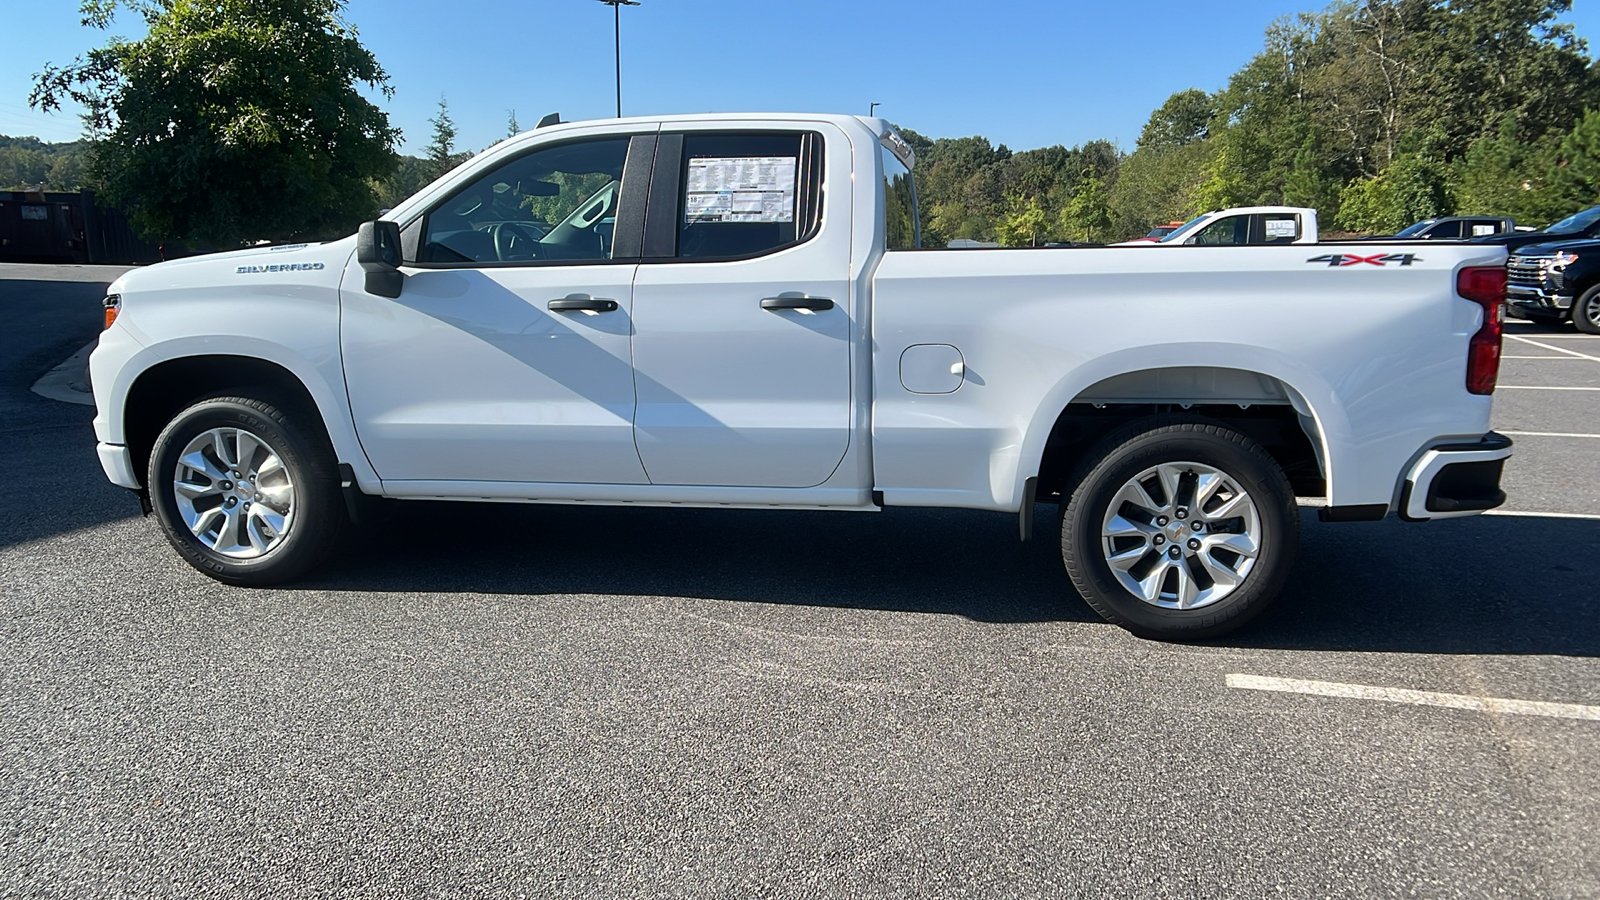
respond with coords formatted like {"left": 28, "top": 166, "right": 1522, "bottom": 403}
{"left": 649, "top": 131, "right": 823, "bottom": 260}
{"left": 1259, "top": 213, "right": 1300, "bottom": 243}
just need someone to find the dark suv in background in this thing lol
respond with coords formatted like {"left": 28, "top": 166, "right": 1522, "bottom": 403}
{"left": 1472, "top": 205, "right": 1600, "bottom": 255}
{"left": 1373, "top": 216, "right": 1520, "bottom": 240}
{"left": 1507, "top": 237, "right": 1600, "bottom": 332}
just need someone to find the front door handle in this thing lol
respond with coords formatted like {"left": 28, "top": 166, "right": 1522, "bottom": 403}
{"left": 549, "top": 298, "right": 619, "bottom": 313}
{"left": 760, "top": 296, "right": 834, "bottom": 312}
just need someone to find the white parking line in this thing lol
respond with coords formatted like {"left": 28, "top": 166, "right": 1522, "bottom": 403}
{"left": 1484, "top": 510, "right": 1600, "bottom": 520}
{"left": 1508, "top": 335, "right": 1600, "bottom": 362}
{"left": 1502, "top": 355, "right": 1584, "bottom": 359}
{"left": 1496, "top": 385, "right": 1600, "bottom": 391}
{"left": 1501, "top": 430, "right": 1600, "bottom": 438}
{"left": 1225, "top": 674, "right": 1600, "bottom": 721}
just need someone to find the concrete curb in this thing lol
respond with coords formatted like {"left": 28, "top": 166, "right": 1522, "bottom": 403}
{"left": 31, "top": 337, "right": 98, "bottom": 407}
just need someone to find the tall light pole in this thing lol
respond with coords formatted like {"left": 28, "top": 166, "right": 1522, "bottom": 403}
{"left": 597, "top": 0, "right": 640, "bottom": 118}
{"left": 869, "top": 102, "right": 880, "bottom": 117}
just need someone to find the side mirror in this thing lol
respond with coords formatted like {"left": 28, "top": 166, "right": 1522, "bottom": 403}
{"left": 356, "top": 220, "right": 403, "bottom": 298}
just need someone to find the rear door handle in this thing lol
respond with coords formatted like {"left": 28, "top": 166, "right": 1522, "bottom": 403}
{"left": 548, "top": 298, "right": 619, "bottom": 313}
{"left": 760, "top": 296, "right": 834, "bottom": 312}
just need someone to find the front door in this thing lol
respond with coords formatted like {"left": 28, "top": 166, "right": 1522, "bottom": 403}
{"left": 629, "top": 127, "right": 853, "bottom": 488}
{"left": 340, "top": 130, "right": 654, "bottom": 485}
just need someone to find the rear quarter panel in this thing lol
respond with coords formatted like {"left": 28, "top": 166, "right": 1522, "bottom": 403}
{"left": 870, "top": 243, "right": 1508, "bottom": 511}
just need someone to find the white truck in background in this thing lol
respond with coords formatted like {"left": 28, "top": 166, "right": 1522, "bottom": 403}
{"left": 1117, "top": 206, "right": 1320, "bottom": 246}
{"left": 90, "top": 113, "right": 1510, "bottom": 639}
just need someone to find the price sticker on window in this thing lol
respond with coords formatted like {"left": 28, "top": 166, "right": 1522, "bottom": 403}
{"left": 684, "top": 156, "right": 796, "bottom": 223}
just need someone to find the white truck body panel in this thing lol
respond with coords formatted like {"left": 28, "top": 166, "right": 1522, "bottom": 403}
{"left": 89, "top": 112, "right": 1505, "bottom": 525}
{"left": 870, "top": 244, "right": 1501, "bottom": 511}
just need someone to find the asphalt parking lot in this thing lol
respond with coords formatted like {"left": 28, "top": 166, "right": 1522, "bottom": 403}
{"left": 2, "top": 262, "right": 1597, "bottom": 898}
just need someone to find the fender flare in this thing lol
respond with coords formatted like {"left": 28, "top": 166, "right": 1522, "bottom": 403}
{"left": 1010, "top": 342, "right": 1351, "bottom": 508}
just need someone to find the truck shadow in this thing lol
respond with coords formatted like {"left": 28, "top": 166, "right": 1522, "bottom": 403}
{"left": 314, "top": 504, "right": 1600, "bottom": 657}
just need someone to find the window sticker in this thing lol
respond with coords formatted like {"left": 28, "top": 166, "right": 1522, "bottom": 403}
{"left": 1264, "top": 218, "right": 1298, "bottom": 238}
{"left": 1472, "top": 224, "right": 1496, "bottom": 236}
{"left": 684, "top": 156, "right": 796, "bottom": 223}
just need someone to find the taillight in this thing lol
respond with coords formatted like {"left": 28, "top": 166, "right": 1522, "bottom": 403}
{"left": 102, "top": 294, "right": 121, "bottom": 330}
{"left": 1457, "top": 267, "right": 1505, "bottom": 395}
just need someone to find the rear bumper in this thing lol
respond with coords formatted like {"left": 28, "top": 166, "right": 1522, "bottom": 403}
{"left": 1398, "top": 432, "right": 1512, "bottom": 522}
{"left": 97, "top": 442, "right": 141, "bottom": 490}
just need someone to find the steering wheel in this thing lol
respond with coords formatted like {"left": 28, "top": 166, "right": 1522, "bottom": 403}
{"left": 490, "top": 222, "right": 542, "bottom": 261}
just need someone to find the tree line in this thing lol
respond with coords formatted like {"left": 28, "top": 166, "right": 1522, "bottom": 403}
{"left": 19, "top": 0, "right": 1600, "bottom": 246}
{"left": 902, "top": 0, "right": 1600, "bottom": 246}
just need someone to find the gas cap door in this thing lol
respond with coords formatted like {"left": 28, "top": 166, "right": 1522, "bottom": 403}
{"left": 899, "top": 344, "right": 965, "bottom": 394}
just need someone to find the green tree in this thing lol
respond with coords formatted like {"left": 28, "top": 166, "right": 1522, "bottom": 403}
{"left": 1548, "top": 108, "right": 1600, "bottom": 214}
{"left": 426, "top": 96, "right": 462, "bottom": 179}
{"left": 31, "top": 0, "right": 399, "bottom": 246}
{"left": 1453, "top": 121, "right": 1568, "bottom": 225}
{"left": 1334, "top": 154, "right": 1451, "bottom": 233}
{"left": 1108, "top": 140, "right": 1213, "bottom": 239}
{"left": 1191, "top": 141, "right": 1251, "bottom": 214}
{"left": 507, "top": 109, "right": 521, "bottom": 138}
{"left": 1062, "top": 174, "right": 1113, "bottom": 242}
{"left": 995, "top": 191, "right": 1048, "bottom": 247}
{"left": 374, "top": 155, "right": 432, "bottom": 210}
{"left": 1137, "top": 89, "right": 1215, "bottom": 152}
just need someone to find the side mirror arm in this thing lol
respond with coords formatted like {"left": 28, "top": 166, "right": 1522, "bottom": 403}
{"left": 356, "top": 220, "right": 404, "bottom": 298}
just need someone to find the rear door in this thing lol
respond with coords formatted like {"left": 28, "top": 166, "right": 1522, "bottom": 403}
{"left": 628, "top": 125, "right": 853, "bottom": 488}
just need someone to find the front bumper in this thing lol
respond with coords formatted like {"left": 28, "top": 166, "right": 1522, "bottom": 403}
{"left": 1506, "top": 287, "right": 1573, "bottom": 317}
{"left": 1398, "top": 432, "right": 1512, "bottom": 521}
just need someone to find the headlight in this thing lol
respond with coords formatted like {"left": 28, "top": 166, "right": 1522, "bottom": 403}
{"left": 102, "top": 294, "right": 121, "bottom": 330}
{"left": 1551, "top": 251, "right": 1579, "bottom": 267}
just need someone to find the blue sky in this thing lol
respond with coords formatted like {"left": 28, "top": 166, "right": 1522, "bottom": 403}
{"left": 5, "top": 0, "right": 1599, "bottom": 155}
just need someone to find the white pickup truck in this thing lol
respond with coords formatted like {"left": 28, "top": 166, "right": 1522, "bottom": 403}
{"left": 1115, "top": 206, "right": 1320, "bottom": 246}
{"left": 90, "top": 113, "right": 1513, "bottom": 639}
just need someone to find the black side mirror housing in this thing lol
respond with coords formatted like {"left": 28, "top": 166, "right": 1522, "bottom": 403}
{"left": 356, "top": 220, "right": 404, "bottom": 298}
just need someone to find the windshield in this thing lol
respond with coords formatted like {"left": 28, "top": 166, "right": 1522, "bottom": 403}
{"left": 1395, "top": 220, "right": 1435, "bottom": 238}
{"left": 1546, "top": 206, "right": 1600, "bottom": 234}
{"left": 1159, "top": 215, "right": 1210, "bottom": 243}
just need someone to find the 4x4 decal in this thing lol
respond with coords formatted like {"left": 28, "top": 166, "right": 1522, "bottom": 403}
{"left": 1307, "top": 253, "right": 1420, "bottom": 267}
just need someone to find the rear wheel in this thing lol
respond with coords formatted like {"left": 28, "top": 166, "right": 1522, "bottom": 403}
{"left": 148, "top": 396, "right": 344, "bottom": 585}
{"left": 1061, "top": 419, "right": 1299, "bottom": 640}
{"left": 1573, "top": 284, "right": 1600, "bottom": 334}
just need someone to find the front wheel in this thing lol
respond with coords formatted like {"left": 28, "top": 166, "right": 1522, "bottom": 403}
{"left": 148, "top": 396, "right": 345, "bottom": 585}
{"left": 1061, "top": 419, "right": 1299, "bottom": 640}
{"left": 1572, "top": 284, "right": 1600, "bottom": 334}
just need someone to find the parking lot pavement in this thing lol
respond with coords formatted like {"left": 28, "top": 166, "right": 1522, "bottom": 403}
{"left": 1495, "top": 326, "right": 1600, "bottom": 517}
{"left": 2, "top": 265, "right": 1598, "bottom": 898}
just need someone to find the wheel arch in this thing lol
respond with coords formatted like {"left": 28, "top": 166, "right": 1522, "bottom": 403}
{"left": 119, "top": 348, "right": 370, "bottom": 491}
{"left": 1017, "top": 349, "right": 1351, "bottom": 507}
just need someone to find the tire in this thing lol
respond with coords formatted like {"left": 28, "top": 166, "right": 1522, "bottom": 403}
{"left": 147, "top": 396, "right": 345, "bottom": 585}
{"left": 1572, "top": 284, "right": 1600, "bottom": 334}
{"left": 1060, "top": 418, "right": 1299, "bottom": 640}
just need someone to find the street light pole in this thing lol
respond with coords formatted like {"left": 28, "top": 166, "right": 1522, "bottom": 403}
{"left": 869, "top": 102, "right": 880, "bottom": 117}
{"left": 597, "top": 0, "right": 640, "bottom": 118}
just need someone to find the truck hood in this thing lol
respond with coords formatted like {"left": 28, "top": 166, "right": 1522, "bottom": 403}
{"left": 108, "top": 236, "right": 357, "bottom": 296}
{"left": 1511, "top": 237, "right": 1600, "bottom": 257}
